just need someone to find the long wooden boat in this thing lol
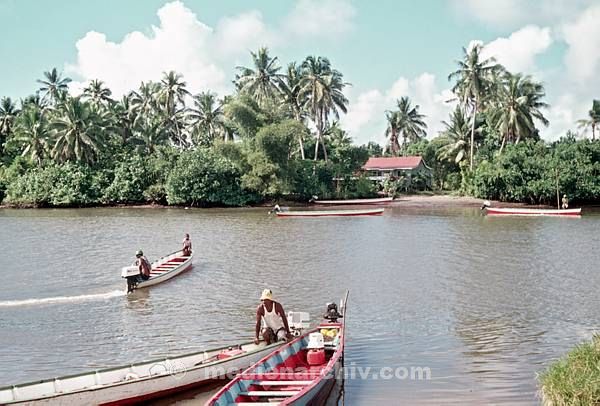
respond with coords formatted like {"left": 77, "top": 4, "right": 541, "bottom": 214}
{"left": 0, "top": 341, "right": 283, "bottom": 405}
{"left": 485, "top": 207, "right": 582, "bottom": 217}
{"left": 276, "top": 208, "right": 384, "bottom": 217}
{"left": 207, "top": 291, "right": 349, "bottom": 406}
{"left": 312, "top": 197, "right": 393, "bottom": 205}
{"left": 122, "top": 250, "right": 193, "bottom": 292}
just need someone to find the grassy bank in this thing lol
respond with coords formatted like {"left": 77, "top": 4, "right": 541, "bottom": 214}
{"left": 538, "top": 335, "right": 600, "bottom": 405}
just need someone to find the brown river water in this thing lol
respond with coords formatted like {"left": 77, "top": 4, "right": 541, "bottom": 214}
{"left": 1, "top": 205, "right": 599, "bottom": 405}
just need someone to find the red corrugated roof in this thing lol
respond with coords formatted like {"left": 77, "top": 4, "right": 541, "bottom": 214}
{"left": 363, "top": 156, "right": 423, "bottom": 170}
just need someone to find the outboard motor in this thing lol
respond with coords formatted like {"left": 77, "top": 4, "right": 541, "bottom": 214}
{"left": 324, "top": 302, "right": 343, "bottom": 322}
{"left": 121, "top": 266, "right": 140, "bottom": 293}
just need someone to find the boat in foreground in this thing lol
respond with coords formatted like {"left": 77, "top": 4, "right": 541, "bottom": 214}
{"left": 0, "top": 342, "right": 280, "bottom": 405}
{"left": 276, "top": 208, "right": 384, "bottom": 217}
{"left": 0, "top": 313, "right": 311, "bottom": 405}
{"left": 207, "top": 291, "right": 349, "bottom": 406}
{"left": 484, "top": 207, "right": 582, "bottom": 217}
{"left": 121, "top": 250, "right": 193, "bottom": 292}
{"left": 312, "top": 197, "right": 393, "bottom": 205}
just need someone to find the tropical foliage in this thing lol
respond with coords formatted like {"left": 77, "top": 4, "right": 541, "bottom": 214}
{"left": 0, "top": 45, "right": 597, "bottom": 207}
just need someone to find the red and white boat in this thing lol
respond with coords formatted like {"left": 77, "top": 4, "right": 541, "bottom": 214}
{"left": 207, "top": 291, "right": 349, "bottom": 406}
{"left": 121, "top": 250, "right": 193, "bottom": 293}
{"left": 276, "top": 208, "right": 384, "bottom": 217}
{"left": 484, "top": 207, "right": 582, "bottom": 217}
{"left": 0, "top": 313, "right": 312, "bottom": 405}
{"left": 312, "top": 197, "right": 393, "bottom": 205}
{"left": 0, "top": 342, "right": 282, "bottom": 405}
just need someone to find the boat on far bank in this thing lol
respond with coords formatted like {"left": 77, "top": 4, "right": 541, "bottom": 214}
{"left": 276, "top": 208, "right": 384, "bottom": 217}
{"left": 311, "top": 197, "right": 393, "bottom": 205}
{"left": 484, "top": 207, "right": 582, "bottom": 217}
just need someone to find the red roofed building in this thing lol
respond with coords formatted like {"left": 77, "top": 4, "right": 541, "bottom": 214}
{"left": 362, "top": 156, "right": 431, "bottom": 188}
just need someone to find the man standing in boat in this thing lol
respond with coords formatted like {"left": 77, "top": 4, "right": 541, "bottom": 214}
{"left": 135, "top": 250, "right": 151, "bottom": 281}
{"left": 182, "top": 233, "right": 192, "bottom": 256}
{"left": 561, "top": 194, "right": 569, "bottom": 209}
{"left": 254, "top": 289, "right": 292, "bottom": 345}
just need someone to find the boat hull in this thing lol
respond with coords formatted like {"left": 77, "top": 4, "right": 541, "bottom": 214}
{"left": 0, "top": 342, "right": 282, "bottom": 405}
{"left": 312, "top": 197, "right": 393, "bottom": 205}
{"left": 276, "top": 208, "right": 384, "bottom": 217}
{"left": 485, "top": 207, "right": 582, "bottom": 216}
{"left": 133, "top": 251, "right": 193, "bottom": 290}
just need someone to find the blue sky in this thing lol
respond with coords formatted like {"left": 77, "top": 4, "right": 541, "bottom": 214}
{"left": 1, "top": 0, "right": 599, "bottom": 144}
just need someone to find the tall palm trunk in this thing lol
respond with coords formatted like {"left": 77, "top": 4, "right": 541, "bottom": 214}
{"left": 313, "top": 109, "right": 328, "bottom": 161}
{"left": 295, "top": 110, "right": 305, "bottom": 160}
{"left": 593, "top": 123, "right": 596, "bottom": 141}
{"left": 469, "top": 100, "right": 477, "bottom": 170}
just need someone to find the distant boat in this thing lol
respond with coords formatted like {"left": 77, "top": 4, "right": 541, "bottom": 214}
{"left": 484, "top": 207, "right": 582, "bottom": 216}
{"left": 276, "top": 208, "right": 384, "bottom": 217}
{"left": 312, "top": 197, "right": 393, "bottom": 205}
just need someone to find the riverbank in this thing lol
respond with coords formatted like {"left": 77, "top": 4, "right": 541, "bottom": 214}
{"left": 538, "top": 335, "right": 600, "bottom": 405}
{"left": 0, "top": 194, "right": 591, "bottom": 210}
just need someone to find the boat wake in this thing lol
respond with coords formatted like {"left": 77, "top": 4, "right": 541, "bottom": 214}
{"left": 0, "top": 290, "right": 126, "bottom": 308}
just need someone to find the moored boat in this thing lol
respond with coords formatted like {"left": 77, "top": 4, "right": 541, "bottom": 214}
{"left": 121, "top": 250, "right": 193, "bottom": 293}
{"left": 0, "top": 342, "right": 280, "bottom": 405}
{"left": 0, "top": 313, "right": 312, "bottom": 405}
{"left": 312, "top": 197, "right": 393, "bottom": 205}
{"left": 276, "top": 208, "right": 384, "bottom": 217}
{"left": 484, "top": 207, "right": 582, "bottom": 216}
{"left": 207, "top": 291, "right": 349, "bottom": 406}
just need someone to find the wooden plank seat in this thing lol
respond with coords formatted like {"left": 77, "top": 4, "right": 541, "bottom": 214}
{"left": 241, "top": 390, "right": 299, "bottom": 397}
{"left": 254, "top": 380, "right": 311, "bottom": 386}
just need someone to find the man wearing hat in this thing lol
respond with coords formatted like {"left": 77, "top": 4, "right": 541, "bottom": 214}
{"left": 135, "top": 250, "right": 151, "bottom": 281}
{"left": 254, "top": 289, "right": 292, "bottom": 345}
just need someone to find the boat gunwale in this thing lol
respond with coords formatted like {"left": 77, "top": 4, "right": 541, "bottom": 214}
{"left": 0, "top": 341, "right": 281, "bottom": 397}
{"left": 276, "top": 208, "right": 384, "bottom": 217}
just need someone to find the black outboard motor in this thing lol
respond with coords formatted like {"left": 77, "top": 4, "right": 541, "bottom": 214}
{"left": 324, "top": 302, "right": 343, "bottom": 322}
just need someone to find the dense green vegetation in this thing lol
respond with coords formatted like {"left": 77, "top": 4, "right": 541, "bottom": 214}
{"left": 538, "top": 335, "right": 600, "bottom": 405}
{"left": 0, "top": 46, "right": 597, "bottom": 207}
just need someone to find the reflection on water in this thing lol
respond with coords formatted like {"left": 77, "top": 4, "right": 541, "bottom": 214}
{"left": 1, "top": 206, "right": 599, "bottom": 404}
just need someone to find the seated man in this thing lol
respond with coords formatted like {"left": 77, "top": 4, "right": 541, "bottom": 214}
{"left": 254, "top": 289, "right": 292, "bottom": 345}
{"left": 135, "top": 250, "right": 151, "bottom": 281}
{"left": 182, "top": 233, "right": 192, "bottom": 256}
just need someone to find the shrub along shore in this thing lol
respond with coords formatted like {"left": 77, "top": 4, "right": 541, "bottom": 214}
{"left": 538, "top": 335, "right": 600, "bottom": 405}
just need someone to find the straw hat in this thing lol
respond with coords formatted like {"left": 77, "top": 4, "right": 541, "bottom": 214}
{"left": 260, "top": 289, "right": 273, "bottom": 301}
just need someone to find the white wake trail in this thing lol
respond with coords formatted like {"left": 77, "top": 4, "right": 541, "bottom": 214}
{"left": 0, "top": 290, "right": 126, "bottom": 308}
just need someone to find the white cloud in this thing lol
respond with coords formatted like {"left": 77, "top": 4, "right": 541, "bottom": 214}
{"left": 562, "top": 4, "right": 600, "bottom": 83}
{"left": 284, "top": 0, "right": 356, "bottom": 39}
{"left": 66, "top": 0, "right": 357, "bottom": 98}
{"left": 342, "top": 73, "right": 455, "bottom": 146}
{"left": 453, "top": 0, "right": 595, "bottom": 30}
{"left": 481, "top": 26, "right": 552, "bottom": 73}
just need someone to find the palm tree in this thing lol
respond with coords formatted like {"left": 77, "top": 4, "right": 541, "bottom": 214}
{"left": 37, "top": 68, "right": 71, "bottom": 104}
{"left": 437, "top": 106, "right": 472, "bottom": 164}
{"left": 133, "top": 116, "right": 169, "bottom": 154}
{"left": 159, "top": 72, "right": 190, "bottom": 146}
{"left": 188, "top": 92, "right": 226, "bottom": 145}
{"left": 577, "top": 99, "right": 600, "bottom": 141}
{"left": 82, "top": 79, "right": 113, "bottom": 107}
{"left": 12, "top": 106, "right": 50, "bottom": 165}
{"left": 448, "top": 44, "right": 501, "bottom": 169}
{"left": 50, "top": 97, "right": 105, "bottom": 164}
{"left": 385, "top": 97, "right": 427, "bottom": 155}
{"left": 383, "top": 110, "right": 401, "bottom": 155}
{"left": 492, "top": 73, "right": 549, "bottom": 152}
{"left": 235, "top": 47, "right": 284, "bottom": 107}
{"left": 280, "top": 62, "right": 308, "bottom": 159}
{"left": 299, "top": 56, "right": 349, "bottom": 161}
{"left": 159, "top": 71, "right": 190, "bottom": 115}
{"left": 0, "top": 97, "right": 19, "bottom": 150}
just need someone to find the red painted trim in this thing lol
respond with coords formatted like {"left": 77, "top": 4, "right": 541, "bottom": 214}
{"left": 277, "top": 209, "right": 384, "bottom": 217}
{"left": 100, "top": 377, "right": 223, "bottom": 405}
{"left": 486, "top": 208, "right": 582, "bottom": 216}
